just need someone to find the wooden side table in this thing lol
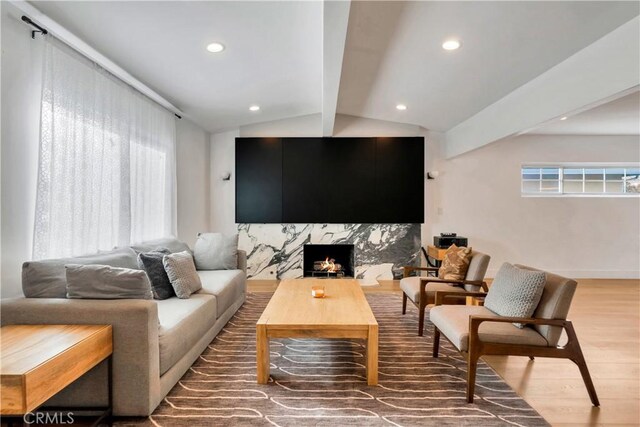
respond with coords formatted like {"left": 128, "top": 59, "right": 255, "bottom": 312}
{"left": 0, "top": 325, "right": 113, "bottom": 421}
{"left": 426, "top": 245, "right": 447, "bottom": 268}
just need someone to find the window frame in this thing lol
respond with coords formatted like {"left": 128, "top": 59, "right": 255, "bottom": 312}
{"left": 521, "top": 162, "right": 640, "bottom": 198}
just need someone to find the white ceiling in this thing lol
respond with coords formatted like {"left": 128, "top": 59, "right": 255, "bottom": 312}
{"left": 31, "top": 1, "right": 322, "bottom": 133}
{"left": 530, "top": 91, "right": 640, "bottom": 135}
{"left": 337, "top": 1, "right": 640, "bottom": 132}
{"left": 29, "top": 1, "right": 639, "bottom": 135}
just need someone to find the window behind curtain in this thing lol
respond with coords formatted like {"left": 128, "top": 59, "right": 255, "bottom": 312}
{"left": 33, "top": 37, "right": 176, "bottom": 260}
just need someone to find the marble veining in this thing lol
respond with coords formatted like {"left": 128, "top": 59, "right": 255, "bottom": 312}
{"left": 238, "top": 224, "right": 420, "bottom": 280}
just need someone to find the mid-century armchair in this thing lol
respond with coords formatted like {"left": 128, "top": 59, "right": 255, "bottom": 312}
{"left": 401, "top": 251, "right": 490, "bottom": 335}
{"left": 430, "top": 264, "right": 599, "bottom": 406}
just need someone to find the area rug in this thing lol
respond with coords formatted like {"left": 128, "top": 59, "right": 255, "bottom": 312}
{"left": 144, "top": 292, "right": 548, "bottom": 427}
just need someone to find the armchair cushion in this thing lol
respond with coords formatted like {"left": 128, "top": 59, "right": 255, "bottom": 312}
{"left": 430, "top": 305, "right": 548, "bottom": 351}
{"left": 400, "top": 276, "right": 465, "bottom": 304}
{"left": 465, "top": 252, "right": 490, "bottom": 291}
{"left": 438, "top": 245, "right": 472, "bottom": 281}
{"left": 515, "top": 264, "right": 578, "bottom": 346}
{"left": 484, "top": 263, "right": 546, "bottom": 328}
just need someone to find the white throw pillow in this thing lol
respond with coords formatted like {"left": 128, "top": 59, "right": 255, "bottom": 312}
{"left": 193, "top": 233, "right": 238, "bottom": 270}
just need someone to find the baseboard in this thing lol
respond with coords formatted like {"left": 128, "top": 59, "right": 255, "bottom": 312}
{"left": 486, "top": 268, "right": 640, "bottom": 280}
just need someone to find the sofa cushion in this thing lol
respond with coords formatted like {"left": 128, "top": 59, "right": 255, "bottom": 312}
{"left": 430, "top": 305, "right": 548, "bottom": 351}
{"left": 197, "top": 270, "right": 246, "bottom": 317}
{"left": 465, "top": 252, "right": 490, "bottom": 290}
{"left": 22, "top": 248, "right": 139, "bottom": 298}
{"left": 164, "top": 251, "right": 202, "bottom": 299}
{"left": 65, "top": 264, "right": 153, "bottom": 300}
{"left": 130, "top": 238, "right": 191, "bottom": 254}
{"left": 516, "top": 264, "right": 578, "bottom": 347}
{"left": 193, "top": 233, "right": 238, "bottom": 270}
{"left": 137, "top": 249, "right": 174, "bottom": 300}
{"left": 400, "top": 276, "right": 465, "bottom": 304}
{"left": 485, "top": 263, "right": 546, "bottom": 328}
{"left": 157, "top": 294, "right": 217, "bottom": 375}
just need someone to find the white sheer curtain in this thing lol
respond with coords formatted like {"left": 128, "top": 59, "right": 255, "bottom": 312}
{"left": 33, "top": 37, "right": 176, "bottom": 259}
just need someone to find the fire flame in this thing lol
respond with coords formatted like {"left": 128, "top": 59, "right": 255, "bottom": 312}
{"left": 320, "top": 257, "right": 337, "bottom": 272}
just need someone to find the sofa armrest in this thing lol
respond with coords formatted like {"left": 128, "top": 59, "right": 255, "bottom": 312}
{"left": 0, "top": 297, "right": 161, "bottom": 416}
{"left": 237, "top": 249, "right": 247, "bottom": 274}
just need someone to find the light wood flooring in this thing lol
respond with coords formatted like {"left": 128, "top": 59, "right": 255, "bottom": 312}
{"left": 248, "top": 278, "right": 640, "bottom": 426}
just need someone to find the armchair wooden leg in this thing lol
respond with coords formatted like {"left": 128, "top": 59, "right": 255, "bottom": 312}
{"left": 433, "top": 327, "right": 440, "bottom": 358}
{"left": 528, "top": 356, "right": 535, "bottom": 361}
{"left": 565, "top": 322, "right": 600, "bottom": 407}
{"left": 418, "top": 303, "right": 425, "bottom": 336}
{"left": 466, "top": 352, "right": 480, "bottom": 403}
{"left": 402, "top": 293, "right": 407, "bottom": 315}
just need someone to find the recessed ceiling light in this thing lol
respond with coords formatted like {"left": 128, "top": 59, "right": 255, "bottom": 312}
{"left": 206, "top": 42, "right": 225, "bottom": 53}
{"left": 442, "top": 39, "right": 461, "bottom": 51}
{"left": 396, "top": 104, "right": 407, "bottom": 111}
{"left": 560, "top": 116, "right": 568, "bottom": 121}
{"left": 249, "top": 105, "right": 260, "bottom": 112}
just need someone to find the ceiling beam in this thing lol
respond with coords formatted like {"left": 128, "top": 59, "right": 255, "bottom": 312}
{"left": 445, "top": 16, "right": 640, "bottom": 159}
{"left": 322, "top": 0, "right": 351, "bottom": 136}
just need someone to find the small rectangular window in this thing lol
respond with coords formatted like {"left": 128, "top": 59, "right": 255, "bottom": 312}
{"left": 521, "top": 165, "right": 640, "bottom": 197}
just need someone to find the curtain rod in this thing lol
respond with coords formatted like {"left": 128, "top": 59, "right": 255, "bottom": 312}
{"left": 14, "top": 1, "right": 183, "bottom": 120}
{"left": 21, "top": 15, "right": 47, "bottom": 38}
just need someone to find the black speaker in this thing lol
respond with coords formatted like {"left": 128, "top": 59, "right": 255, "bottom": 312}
{"left": 433, "top": 235, "right": 468, "bottom": 248}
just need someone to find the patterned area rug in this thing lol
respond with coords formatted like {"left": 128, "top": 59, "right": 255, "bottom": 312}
{"left": 141, "top": 293, "right": 548, "bottom": 426}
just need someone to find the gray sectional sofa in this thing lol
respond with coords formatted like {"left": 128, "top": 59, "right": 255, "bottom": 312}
{"left": 0, "top": 237, "right": 247, "bottom": 416}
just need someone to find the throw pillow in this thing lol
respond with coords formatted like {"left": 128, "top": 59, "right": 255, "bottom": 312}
{"left": 65, "top": 264, "right": 153, "bottom": 299}
{"left": 438, "top": 244, "right": 473, "bottom": 281}
{"left": 484, "top": 262, "right": 547, "bottom": 328}
{"left": 22, "top": 247, "right": 139, "bottom": 298}
{"left": 193, "top": 233, "right": 238, "bottom": 270}
{"left": 163, "top": 251, "right": 202, "bottom": 299}
{"left": 137, "top": 248, "right": 175, "bottom": 300}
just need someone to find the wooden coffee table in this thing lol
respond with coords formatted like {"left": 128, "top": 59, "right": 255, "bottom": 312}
{"left": 256, "top": 279, "right": 378, "bottom": 385}
{"left": 0, "top": 325, "right": 113, "bottom": 417}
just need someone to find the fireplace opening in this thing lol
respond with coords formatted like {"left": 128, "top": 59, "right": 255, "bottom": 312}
{"left": 303, "top": 244, "right": 355, "bottom": 278}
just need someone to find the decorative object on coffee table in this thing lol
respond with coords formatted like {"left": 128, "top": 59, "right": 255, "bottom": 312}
{"left": 311, "top": 285, "right": 325, "bottom": 298}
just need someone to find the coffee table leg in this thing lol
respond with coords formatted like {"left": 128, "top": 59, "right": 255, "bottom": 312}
{"left": 367, "top": 324, "right": 378, "bottom": 386}
{"left": 256, "top": 324, "right": 270, "bottom": 384}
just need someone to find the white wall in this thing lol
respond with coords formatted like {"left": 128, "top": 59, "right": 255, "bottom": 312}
{"left": 210, "top": 129, "right": 239, "bottom": 236}
{"left": 176, "top": 118, "right": 211, "bottom": 247}
{"left": 240, "top": 113, "right": 322, "bottom": 137}
{"left": 0, "top": 2, "right": 210, "bottom": 297}
{"left": 425, "top": 134, "right": 640, "bottom": 278}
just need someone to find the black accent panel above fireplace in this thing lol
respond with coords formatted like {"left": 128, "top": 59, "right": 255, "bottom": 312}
{"left": 235, "top": 137, "right": 424, "bottom": 224}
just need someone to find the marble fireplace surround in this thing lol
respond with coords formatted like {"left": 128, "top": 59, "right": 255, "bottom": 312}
{"left": 238, "top": 224, "right": 421, "bottom": 281}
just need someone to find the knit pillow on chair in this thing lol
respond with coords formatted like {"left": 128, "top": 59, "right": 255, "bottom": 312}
{"left": 438, "top": 244, "right": 472, "bottom": 281}
{"left": 484, "top": 262, "right": 547, "bottom": 328}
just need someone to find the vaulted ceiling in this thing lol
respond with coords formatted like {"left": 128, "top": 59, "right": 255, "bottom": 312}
{"left": 29, "top": 1, "right": 640, "bottom": 149}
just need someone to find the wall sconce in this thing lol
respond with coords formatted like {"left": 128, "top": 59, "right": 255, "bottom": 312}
{"left": 221, "top": 172, "right": 231, "bottom": 181}
{"left": 426, "top": 171, "right": 440, "bottom": 180}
